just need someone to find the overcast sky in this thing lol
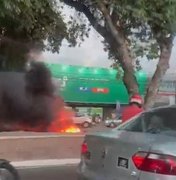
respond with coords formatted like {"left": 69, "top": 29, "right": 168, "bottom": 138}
{"left": 43, "top": 29, "right": 110, "bottom": 67}
{"left": 42, "top": 4, "right": 176, "bottom": 75}
{"left": 42, "top": 30, "right": 176, "bottom": 74}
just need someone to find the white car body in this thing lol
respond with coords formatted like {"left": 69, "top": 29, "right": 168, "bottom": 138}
{"left": 105, "top": 119, "right": 122, "bottom": 127}
{"left": 73, "top": 113, "right": 92, "bottom": 128}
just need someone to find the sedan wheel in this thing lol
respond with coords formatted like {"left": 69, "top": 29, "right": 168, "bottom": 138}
{"left": 0, "top": 163, "right": 19, "bottom": 180}
{"left": 110, "top": 123, "right": 115, "bottom": 128}
{"left": 82, "top": 122, "right": 90, "bottom": 128}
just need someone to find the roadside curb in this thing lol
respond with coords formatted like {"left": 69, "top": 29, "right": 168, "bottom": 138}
{"left": 11, "top": 159, "right": 80, "bottom": 169}
{"left": 0, "top": 134, "right": 84, "bottom": 140}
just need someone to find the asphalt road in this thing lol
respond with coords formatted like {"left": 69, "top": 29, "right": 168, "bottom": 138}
{"left": 0, "top": 123, "right": 111, "bottom": 162}
{"left": 0, "top": 122, "right": 109, "bottom": 136}
{"left": 18, "top": 165, "right": 78, "bottom": 180}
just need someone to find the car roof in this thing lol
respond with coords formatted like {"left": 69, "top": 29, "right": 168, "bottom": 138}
{"left": 147, "top": 105, "right": 176, "bottom": 113}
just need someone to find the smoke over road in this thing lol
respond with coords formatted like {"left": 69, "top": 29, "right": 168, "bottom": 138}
{"left": 0, "top": 62, "right": 65, "bottom": 132}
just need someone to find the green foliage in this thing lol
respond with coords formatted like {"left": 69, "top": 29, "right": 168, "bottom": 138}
{"left": 62, "top": 0, "right": 176, "bottom": 70}
{"left": 111, "top": 0, "right": 176, "bottom": 33}
{"left": 0, "top": 0, "right": 83, "bottom": 70}
{"left": 1, "top": 0, "right": 176, "bottom": 71}
{"left": 110, "top": 0, "right": 176, "bottom": 61}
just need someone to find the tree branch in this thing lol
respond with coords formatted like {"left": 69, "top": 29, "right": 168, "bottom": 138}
{"left": 98, "top": 2, "right": 123, "bottom": 46}
{"left": 63, "top": 0, "right": 139, "bottom": 95}
{"left": 111, "top": 9, "right": 119, "bottom": 26}
{"left": 62, "top": 0, "right": 106, "bottom": 37}
{"left": 144, "top": 38, "right": 173, "bottom": 109}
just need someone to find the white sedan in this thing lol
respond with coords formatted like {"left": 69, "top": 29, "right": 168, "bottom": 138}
{"left": 73, "top": 113, "right": 92, "bottom": 128}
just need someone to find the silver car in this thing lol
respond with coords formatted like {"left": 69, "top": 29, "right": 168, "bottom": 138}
{"left": 105, "top": 119, "right": 122, "bottom": 128}
{"left": 78, "top": 105, "right": 176, "bottom": 180}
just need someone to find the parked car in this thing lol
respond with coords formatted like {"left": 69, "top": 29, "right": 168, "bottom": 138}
{"left": 105, "top": 118, "right": 122, "bottom": 128}
{"left": 73, "top": 113, "right": 92, "bottom": 128}
{"left": 78, "top": 105, "right": 176, "bottom": 180}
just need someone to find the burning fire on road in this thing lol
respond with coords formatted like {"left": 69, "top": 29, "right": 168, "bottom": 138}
{"left": 61, "top": 126, "right": 81, "bottom": 133}
{"left": 0, "top": 62, "right": 81, "bottom": 134}
{"left": 48, "top": 106, "right": 81, "bottom": 133}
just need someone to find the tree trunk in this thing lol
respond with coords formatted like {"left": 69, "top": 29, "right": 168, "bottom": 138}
{"left": 106, "top": 35, "right": 139, "bottom": 96}
{"left": 144, "top": 41, "right": 173, "bottom": 109}
{"left": 63, "top": 0, "right": 139, "bottom": 99}
{"left": 62, "top": 1, "right": 174, "bottom": 108}
{"left": 98, "top": 2, "right": 139, "bottom": 96}
{"left": 119, "top": 44, "right": 139, "bottom": 96}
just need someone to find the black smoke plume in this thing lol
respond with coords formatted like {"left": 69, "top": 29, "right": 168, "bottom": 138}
{"left": 0, "top": 62, "right": 63, "bottom": 132}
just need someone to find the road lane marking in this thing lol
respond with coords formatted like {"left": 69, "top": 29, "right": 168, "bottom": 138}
{"left": 0, "top": 134, "right": 84, "bottom": 140}
{"left": 12, "top": 159, "right": 80, "bottom": 169}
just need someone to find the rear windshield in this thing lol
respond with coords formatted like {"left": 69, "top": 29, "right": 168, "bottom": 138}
{"left": 117, "top": 108, "right": 176, "bottom": 135}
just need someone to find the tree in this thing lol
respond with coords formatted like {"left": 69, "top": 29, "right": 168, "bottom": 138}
{"left": 61, "top": 0, "right": 176, "bottom": 108}
{"left": 1, "top": 0, "right": 175, "bottom": 108}
{"left": 0, "top": 0, "right": 80, "bottom": 70}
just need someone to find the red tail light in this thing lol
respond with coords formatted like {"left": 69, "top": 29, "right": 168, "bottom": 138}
{"left": 132, "top": 152, "right": 176, "bottom": 175}
{"left": 81, "top": 142, "right": 91, "bottom": 160}
{"left": 81, "top": 142, "right": 88, "bottom": 154}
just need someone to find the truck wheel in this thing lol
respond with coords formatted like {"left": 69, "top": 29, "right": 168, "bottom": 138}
{"left": 82, "top": 122, "right": 90, "bottom": 128}
{"left": 0, "top": 161, "right": 20, "bottom": 180}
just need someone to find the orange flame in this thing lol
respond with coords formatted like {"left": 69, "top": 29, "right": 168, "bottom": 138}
{"left": 60, "top": 126, "right": 81, "bottom": 133}
{"left": 48, "top": 106, "right": 81, "bottom": 133}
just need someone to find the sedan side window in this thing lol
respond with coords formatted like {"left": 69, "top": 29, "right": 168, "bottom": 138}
{"left": 117, "top": 108, "right": 176, "bottom": 134}
{"left": 117, "top": 113, "right": 145, "bottom": 132}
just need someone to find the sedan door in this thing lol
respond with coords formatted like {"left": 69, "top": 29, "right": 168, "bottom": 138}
{"left": 103, "top": 114, "right": 152, "bottom": 180}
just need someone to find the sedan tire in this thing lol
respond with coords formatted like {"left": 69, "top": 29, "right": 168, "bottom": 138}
{"left": 110, "top": 122, "right": 115, "bottom": 128}
{"left": 0, "top": 161, "right": 20, "bottom": 180}
{"left": 82, "top": 122, "right": 90, "bottom": 128}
